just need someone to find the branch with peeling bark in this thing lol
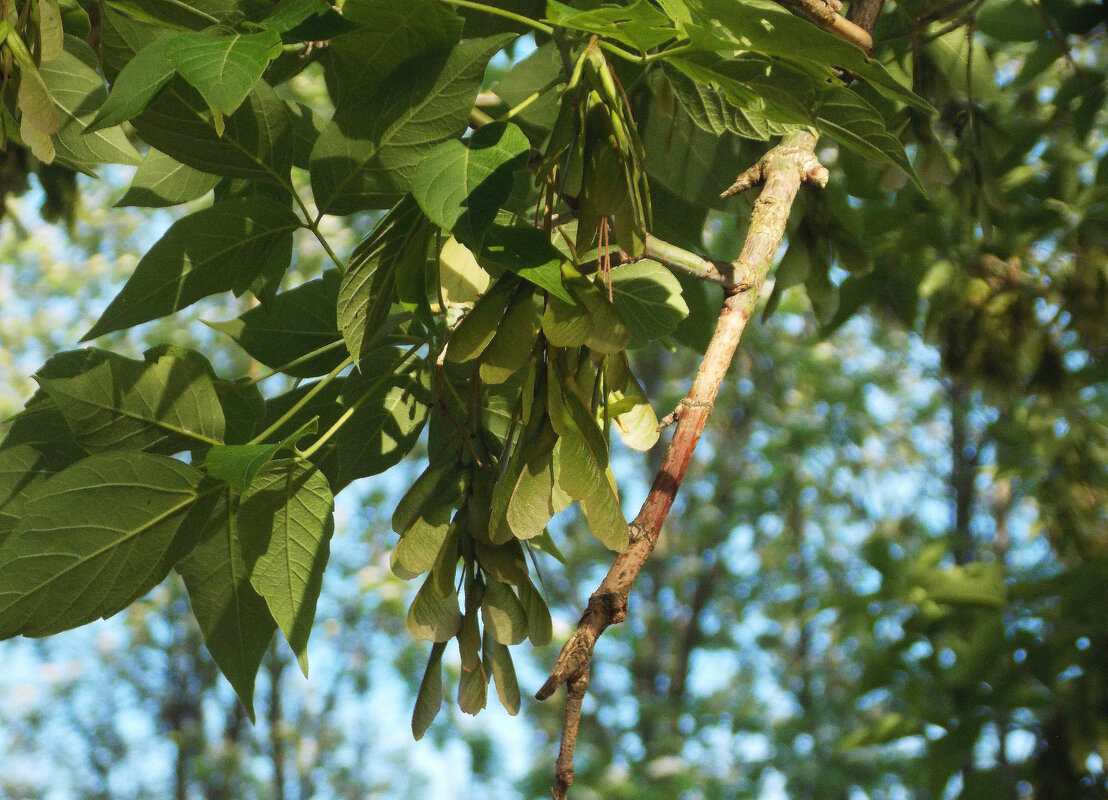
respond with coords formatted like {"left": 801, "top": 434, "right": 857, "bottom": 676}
{"left": 774, "top": 0, "right": 874, "bottom": 52}
{"left": 538, "top": 131, "right": 829, "bottom": 800}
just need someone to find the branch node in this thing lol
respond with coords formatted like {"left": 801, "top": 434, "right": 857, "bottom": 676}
{"left": 720, "top": 163, "right": 765, "bottom": 198}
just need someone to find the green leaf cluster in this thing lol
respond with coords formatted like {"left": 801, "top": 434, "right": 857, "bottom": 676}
{"left": 0, "top": 0, "right": 940, "bottom": 728}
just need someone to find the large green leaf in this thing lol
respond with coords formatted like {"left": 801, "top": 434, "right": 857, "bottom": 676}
{"left": 477, "top": 224, "right": 574, "bottom": 304}
{"left": 684, "top": 0, "right": 934, "bottom": 113}
{"left": 208, "top": 271, "right": 344, "bottom": 378}
{"left": 165, "top": 31, "right": 283, "bottom": 125}
{"left": 0, "top": 445, "right": 53, "bottom": 541}
{"left": 337, "top": 196, "right": 432, "bottom": 360}
{"left": 176, "top": 489, "right": 277, "bottom": 719}
{"left": 411, "top": 120, "right": 530, "bottom": 246}
{"left": 0, "top": 453, "right": 207, "bottom": 638}
{"left": 40, "top": 38, "right": 141, "bottom": 168}
{"left": 311, "top": 34, "right": 514, "bottom": 214}
{"left": 39, "top": 348, "right": 226, "bottom": 454}
{"left": 116, "top": 148, "right": 221, "bottom": 208}
{"left": 608, "top": 259, "right": 689, "bottom": 347}
{"left": 88, "top": 35, "right": 175, "bottom": 132}
{"left": 238, "top": 458, "right": 334, "bottom": 675}
{"left": 103, "top": 0, "right": 244, "bottom": 31}
{"left": 131, "top": 77, "right": 293, "bottom": 181}
{"left": 546, "top": 0, "right": 677, "bottom": 51}
{"left": 260, "top": 0, "right": 331, "bottom": 33}
{"left": 84, "top": 197, "right": 301, "bottom": 339}
{"left": 815, "top": 86, "right": 923, "bottom": 192}
{"left": 322, "top": 0, "right": 463, "bottom": 109}
{"left": 659, "top": 61, "right": 793, "bottom": 140}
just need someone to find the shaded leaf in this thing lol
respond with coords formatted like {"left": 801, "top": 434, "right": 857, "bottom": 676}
{"left": 84, "top": 197, "right": 301, "bottom": 339}
{"left": 177, "top": 489, "right": 277, "bottom": 719}
{"left": 165, "top": 30, "right": 283, "bottom": 124}
{"left": 412, "top": 120, "right": 530, "bottom": 245}
{"left": 208, "top": 271, "right": 344, "bottom": 378}
{"left": 239, "top": 458, "right": 335, "bottom": 675}
{"left": 311, "top": 35, "right": 513, "bottom": 214}
{"left": 0, "top": 453, "right": 206, "bottom": 638}
{"left": 609, "top": 259, "right": 689, "bottom": 347}
{"left": 116, "top": 148, "right": 221, "bottom": 208}
{"left": 39, "top": 348, "right": 225, "bottom": 454}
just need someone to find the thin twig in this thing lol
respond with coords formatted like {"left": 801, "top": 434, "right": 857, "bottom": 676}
{"left": 538, "top": 132, "right": 829, "bottom": 796}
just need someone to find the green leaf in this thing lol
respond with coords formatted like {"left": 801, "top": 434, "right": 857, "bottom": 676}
{"left": 208, "top": 271, "right": 344, "bottom": 378}
{"left": 322, "top": 0, "right": 463, "bottom": 109}
{"left": 684, "top": 0, "right": 934, "bottom": 113}
{"left": 815, "top": 87, "right": 923, "bottom": 192}
{"left": 238, "top": 458, "right": 334, "bottom": 676}
{"left": 976, "top": 0, "right": 1045, "bottom": 42}
{"left": 311, "top": 35, "right": 514, "bottom": 214}
{"left": 608, "top": 368, "right": 659, "bottom": 452}
{"left": 480, "top": 579, "right": 528, "bottom": 645}
{"left": 337, "top": 196, "right": 433, "bottom": 360}
{"left": 260, "top": 0, "right": 330, "bottom": 33}
{"left": 132, "top": 77, "right": 293, "bottom": 182}
{"left": 487, "top": 640, "right": 520, "bottom": 714}
{"left": 0, "top": 453, "right": 206, "bottom": 638}
{"left": 214, "top": 379, "right": 266, "bottom": 445}
{"left": 412, "top": 640, "right": 447, "bottom": 739}
{"left": 39, "top": 348, "right": 226, "bottom": 454}
{"left": 84, "top": 197, "right": 301, "bottom": 339}
{"left": 165, "top": 31, "right": 283, "bottom": 124}
{"left": 88, "top": 35, "right": 175, "bottom": 132}
{"left": 412, "top": 120, "right": 530, "bottom": 245}
{"left": 0, "top": 445, "right": 53, "bottom": 541}
{"left": 542, "top": 269, "right": 631, "bottom": 354}
{"left": 546, "top": 0, "right": 677, "bottom": 51}
{"left": 40, "top": 38, "right": 141, "bottom": 167}
{"left": 477, "top": 224, "right": 574, "bottom": 304}
{"left": 336, "top": 355, "right": 429, "bottom": 486}
{"left": 176, "top": 489, "right": 277, "bottom": 719}
{"left": 660, "top": 61, "right": 793, "bottom": 140}
{"left": 201, "top": 418, "right": 318, "bottom": 491}
{"left": 407, "top": 572, "right": 462, "bottom": 642}
{"left": 609, "top": 260, "right": 689, "bottom": 347}
{"left": 116, "top": 148, "right": 221, "bottom": 208}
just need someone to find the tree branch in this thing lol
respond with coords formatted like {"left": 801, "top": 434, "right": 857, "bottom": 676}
{"left": 775, "top": 0, "right": 874, "bottom": 52}
{"left": 537, "top": 131, "right": 828, "bottom": 798}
